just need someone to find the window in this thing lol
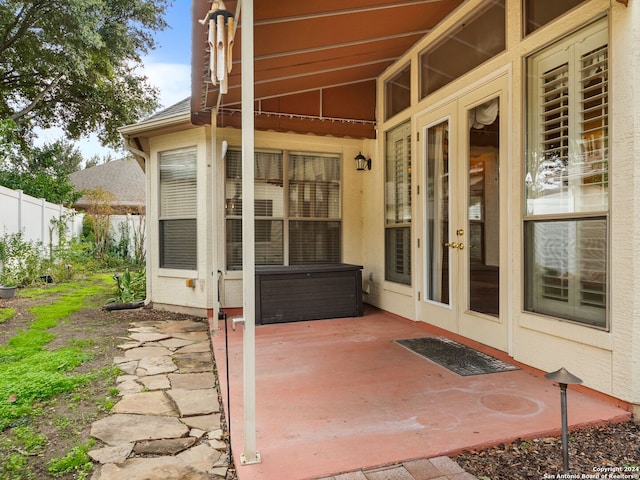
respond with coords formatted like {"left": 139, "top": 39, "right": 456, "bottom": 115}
{"left": 385, "top": 64, "right": 411, "bottom": 121}
{"left": 524, "top": 20, "right": 608, "bottom": 329}
{"left": 225, "top": 149, "right": 341, "bottom": 270}
{"left": 523, "top": 0, "right": 586, "bottom": 36}
{"left": 385, "top": 122, "right": 412, "bottom": 284}
{"left": 159, "top": 147, "right": 197, "bottom": 269}
{"left": 420, "top": 0, "right": 505, "bottom": 98}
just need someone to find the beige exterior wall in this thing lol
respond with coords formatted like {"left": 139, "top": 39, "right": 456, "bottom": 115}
{"left": 208, "top": 128, "right": 369, "bottom": 310}
{"left": 141, "top": 0, "right": 639, "bottom": 406}
{"left": 146, "top": 127, "right": 214, "bottom": 317}
{"left": 366, "top": 0, "right": 639, "bottom": 404}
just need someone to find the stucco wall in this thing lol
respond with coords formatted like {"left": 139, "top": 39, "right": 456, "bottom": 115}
{"left": 141, "top": 0, "right": 639, "bottom": 406}
{"left": 146, "top": 127, "right": 215, "bottom": 316}
{"left": 362, "top": 0, "right": 639, "bottom": 403}
{"left": 207, "top": 128, "right": 369, "bottom": 310}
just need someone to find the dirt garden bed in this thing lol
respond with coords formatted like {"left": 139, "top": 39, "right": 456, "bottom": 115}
{"left": 455, "top": 415, "right": 639, "bottom": 479}
{"left": 0, "top": 282, "right": 205, "bottom": 479}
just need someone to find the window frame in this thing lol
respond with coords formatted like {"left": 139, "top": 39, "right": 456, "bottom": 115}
{"left": 523, "top": 18, "right": 610, "bottom": 330}
{"left": 158, "top": 146, "right": 198, "bottom": 271}
{"left": 419, "top": 0, "right": 506, "bottom": 99}
{"left": 384, "top": 121, "right": 412, "bottom": 285}
{"left": 224, "top": 149, "right": 342, "bottom": 270}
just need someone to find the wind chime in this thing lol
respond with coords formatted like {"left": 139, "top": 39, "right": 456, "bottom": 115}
{"left": 199, "top": 0, "right": 235, "bottom": 94}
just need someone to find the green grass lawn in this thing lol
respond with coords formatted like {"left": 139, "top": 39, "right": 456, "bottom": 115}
{"left": 0, "top": 274, "right": 120, "bottom": 480}
{"left": 0, "top": 275, "right": 113, "bottom": 430}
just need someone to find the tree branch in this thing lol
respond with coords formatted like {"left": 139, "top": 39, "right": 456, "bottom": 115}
{"left": 9, "top": 76, "right": 61, "bottom": 123}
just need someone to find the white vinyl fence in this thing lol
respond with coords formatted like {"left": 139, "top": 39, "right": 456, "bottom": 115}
{"left": 0, "top": 185, "right": 83, "bottom": 245}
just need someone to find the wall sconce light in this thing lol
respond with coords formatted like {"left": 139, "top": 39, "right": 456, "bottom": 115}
{"left": 355, "top": 152, "right": 371, "bottom": 171}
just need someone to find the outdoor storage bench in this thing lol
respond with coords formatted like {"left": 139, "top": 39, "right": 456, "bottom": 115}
{"left": 255, "top": 264, "right": 364, "bottom": 324}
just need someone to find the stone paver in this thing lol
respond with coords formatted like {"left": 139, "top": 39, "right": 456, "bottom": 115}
{"left": 180, "top": 413, "right": 222, "bottom": 431}
{"left": 90, "top": 414, "right": 188, "bottom": 445}
{"left": 89, "top": 317, "right": 477, "bottom": 480}
{"left": 404, "top": 458, "right": 449, "bottom": 479}
{"left": 135, "top": 355, "right": 177, "bottom": 376}
{"left": 89, "top": 319, "right": 228, "bottom": 480}
{"left": 111, "top": 391, "right": 178, "bottom": 416}
{"left": 115, "top": 379, "right": 143, "bottom": 396}
{"left": 364, "top": 465, "right": 416, "bottom": 480}
{"left": 88, "top": 444, "right": 134, "bottom": 464}
{"left": 129, "top": 332, "right": 171, "bottom": 343}
{"left": 92, "top": 457, "right": 212, "bottom": 480}
{"left": 168, "top": 371, "right": 215, "bottom": 389}
{"left": 124, "top": 345, "right": 173, "bottom": 359}
{"left": 132, "top": 437, "right": 197, "bottom": 455}
{"left": 172, "top": 352, "right": 213, "bottom": 373}
{"left": 138, "top": 374, "right": 171, "bottom": 390}
{"left": 174, "top": 341, "right": 211, "bottom": 354}
{"left": 166, "top": 388, "right": 220, "bottom": 416}
{"left": 159, "top": 337, "right": 195, "bottom": 349}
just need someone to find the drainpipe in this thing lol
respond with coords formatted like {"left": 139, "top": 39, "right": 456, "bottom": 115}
{"left": 123, "top": 136, "right": 150, "bottom": 162}
{"left": 240, "top": 0, "right": 260, "bottom": 466}
{"left": 122, "top": 136, "right": 151, "bottom": 307}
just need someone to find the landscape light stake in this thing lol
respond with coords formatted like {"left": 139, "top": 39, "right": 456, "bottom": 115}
{"left": 544, "top": 367, "right": 583, "bottom": 474}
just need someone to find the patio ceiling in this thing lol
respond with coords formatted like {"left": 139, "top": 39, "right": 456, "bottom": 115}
{"left": 190, "top": 0, "right": 465, "bottom": 139}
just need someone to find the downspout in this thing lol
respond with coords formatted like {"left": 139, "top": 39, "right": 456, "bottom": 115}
{"left": 123, "top": 136, "right": 152, "bottom": 308}
{"left": 123, "top": 136, "right": 150, "bottom": 163}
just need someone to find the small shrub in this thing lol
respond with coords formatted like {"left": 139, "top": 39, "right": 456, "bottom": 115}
{"left": 0, "top": 308, "right": 15, "bottom": 324}
{"left": 111, "top": 268, "right": 145, "bottom": 303}
{"left": 46, "top": 439, "right": 95, "bottom": 478}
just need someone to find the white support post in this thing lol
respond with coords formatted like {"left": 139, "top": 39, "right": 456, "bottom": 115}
{"left": 210, "top": 108, "right": 219, "bottom": 332}
{"left": 240, "top": 0, "right": 261, "bottom": 466}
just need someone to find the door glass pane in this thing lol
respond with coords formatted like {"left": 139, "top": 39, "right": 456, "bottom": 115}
{"left": 468, "top": 98, "right": 500, "bottom": 316}
{"left": 425, "top": 120, "right": 450, "bottom": 304}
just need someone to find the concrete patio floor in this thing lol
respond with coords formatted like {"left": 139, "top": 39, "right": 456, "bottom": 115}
{"left": 211, "top": 307, "right": 631, "bottom": 480}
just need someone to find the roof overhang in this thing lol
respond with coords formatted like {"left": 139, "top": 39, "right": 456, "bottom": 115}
{"left": 191, "top": 0, "right": 464, "bottom": 139}
{"left": 119, "top": 98, "right": 195, "bottom": 168}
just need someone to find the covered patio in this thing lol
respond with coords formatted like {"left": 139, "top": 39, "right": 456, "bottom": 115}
{"left": 211, "top": 308, "right": 631, "bottom": 480}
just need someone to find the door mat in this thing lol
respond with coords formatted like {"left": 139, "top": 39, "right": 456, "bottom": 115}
{"left": 395, "top": 337, "right": 519, "bottom": 376}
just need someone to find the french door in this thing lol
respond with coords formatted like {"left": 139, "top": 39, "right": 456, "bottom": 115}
{"left": 417, "top": 76, "right": 509, "bottom": 351}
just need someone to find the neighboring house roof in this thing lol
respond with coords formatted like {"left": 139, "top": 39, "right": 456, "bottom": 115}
{"left": 138, "top": 97, "right": 191, "bottom": 126}
{"left": 70, "top": 158, "right": 145, "bottom": 212}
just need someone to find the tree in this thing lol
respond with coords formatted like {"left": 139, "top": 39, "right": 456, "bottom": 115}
{"left": 0, "top": 121, "right": 82, "bottom": 205}
{"left": 0, "top": 0, "right": 169, "bottom": 148}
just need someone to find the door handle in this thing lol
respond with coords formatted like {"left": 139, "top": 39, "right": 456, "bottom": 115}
{"left": 458, "top": 243, "right": 464, "bottom": 250}
{"left": 444, "top": 242, "right": 459, "bottom": 249}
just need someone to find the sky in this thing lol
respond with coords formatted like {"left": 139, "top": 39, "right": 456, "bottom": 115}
{"left": 36, "top": 0, "right": 193, "bottom": 160}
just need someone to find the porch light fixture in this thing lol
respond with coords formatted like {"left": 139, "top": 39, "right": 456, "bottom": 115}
{"left": 544, "top": 367, "right": 583, "bottom": 474}
{"left": 355, "top": 152, "right": 371, "bottom": 171}
{"left": 200, "top": 0, "right": 235, "bottom": 94}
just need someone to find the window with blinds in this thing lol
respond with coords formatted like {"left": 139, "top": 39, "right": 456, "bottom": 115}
{"left": 225, "top": 149, "right": 341, "bottom": 270}
{"left": 524, "top": 19, "right": 608, "bottom": 329}
{"left": 159, "top": 147, "right": 197, "bottom": 270}
{"left": 385, "top": 121, "right": 412, "bottom": 285}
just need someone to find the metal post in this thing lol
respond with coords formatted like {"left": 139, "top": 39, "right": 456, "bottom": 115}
{"left": 559, "top": 383, "right": 569, "bottom": 473}
{"left": 544, "top": 367, "right": 582, "bottom": 476}
{"left": 240, "top": 0, "right": 260, "bottom": 466}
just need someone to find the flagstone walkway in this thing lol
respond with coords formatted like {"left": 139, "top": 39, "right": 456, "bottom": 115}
{"left": 88, "top": 317, "right": 230, "bottom": 480}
